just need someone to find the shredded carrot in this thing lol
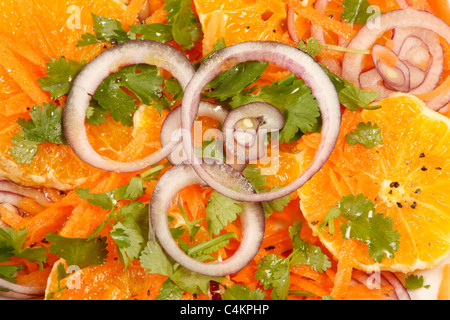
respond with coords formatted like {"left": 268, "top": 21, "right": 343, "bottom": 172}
{"left": 0, "top": 92, "right": 32, "bottom": 117}
{"left": 0, "top": 206, "right": 25, "bottom": 229}
{"left": 415, "top": 75, "right": 450, "bottom": 101}
{"left": 330, "top": 242, "right": 356, "bottom": 299}
{"left": 438, "top": 264, "right": 450, "bottom": 300}
{"left": 429, "top": 0, "right": 450, "bottom": 25}
{"left": 290, "top": 0, "right": 357, "bottom": 42}
{"left": 145, "top": 6, "right": 168, "bottom": 24}
{"left": 0, "top": 45, "right": 49, "bottom": 105}
{"left": 123, "top": 0, "right": 147, "bottom": 26}
{"left": 18, "top": 198, "right": 46, "bottom": 217}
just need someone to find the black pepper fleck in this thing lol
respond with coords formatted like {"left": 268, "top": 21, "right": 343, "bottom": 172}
{"left": 435, "top": 167, "right": 442, "bottom": 170}
{"left": 421, "top": 166, "right": 428, "bottom": 171}
{"left": 390, "top": 181, "right": 400, "bottom": 188}
{"left": 396, "top": 202, "right": 403, "bottom": 208}
{"left": 419, "top": 153, "right": 426, "bottom": 158}
{"left": 415, "top": 188, "right": 421, "bottom": 194}
{"left": 411, "top": 202, "right": 417, "bottom": 209}
{"left": 265, "top": 246, "right": 275, "bottom": 251}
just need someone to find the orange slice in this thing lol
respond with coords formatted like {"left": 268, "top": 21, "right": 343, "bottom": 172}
{"left": 298, "top": 94, "right": 450, "bottom": 273}
{"left": 193, "top": 0, "right": 293, "bottom": 55}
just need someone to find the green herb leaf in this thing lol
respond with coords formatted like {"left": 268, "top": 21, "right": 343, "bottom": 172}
{"left": 93, "top": 64, "right": 165, "bottom": 126}
{"left": 298, "top": 38, "right": 323, "bottom": 58}
{"left": 341, "top": 0, "right": 381, "bottom": 25}
{"left": 37, "top": 57, "right": 86, "bottom": 99}
{"left": 242, "top": 165, "right": 291, "bottom": 216}
{"left": 222, "top": 283, "right": 266, "bottom": 300}
{"left": 203, "top": 61, "right": 269, "bottom": 101}
{"left": 288, "top": 222, "right": 331, "bottom": 273}
{"left": 46, "top": 233, "right": 108, "bottom": 269}
{"left": 156, "top": 279, "right": 184, "bottom": 300}
{"left": 323, "top": 66, "right": 380, "bottom": 111}
{"left": 231, "top": 74, "right": 321, "bottom": 142}
{"left": 255, "top": 254, "right": 290, "bottom": 300}
{"left": 139, "top": 240, "right": 174, "bottom": 277}
{"left": 0, "top": 227, "right": 47, "bottom": 270}
{"left": 10, "top": 102, "right": 66, "bottom": 164}
{"left": 109, "top": 202, "right": 149, "bottom": 269}
{"left": 77, "top": 13, "right": 129, "bottom": 46}
{"left": 325, "top": 194, "right": 400, "bottom": 263}
{"left": 404, "top": 274, "right": 429, "bottom": 290}
{"left": 345, "top": 121, "right": 383, "bottom": 148}
{"left": 206, "top": 191, "right": 243, "bottom": 236}
{"left": 129, "top": 23, "right": 174, "bottom": 42}
{"left": 164, "top": 0, "right": 202, "bottom": 50}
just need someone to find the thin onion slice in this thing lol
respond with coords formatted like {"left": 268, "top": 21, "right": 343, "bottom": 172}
{"left": 222, "top": 102, "right": 284, "bottom": 162}
{"left": 149, "top": 163, "right": 265, "bottom": 277}
{"left": 0, "top": 278, "right": 45, "bottom": 299}
{"left": 0, "top": 181, "right": 50, "bottom": 206}
{"left": 342, "top": 8, "right": 450, "bottom": 111}
{"left": 181, "top": 41, "right": 341, "bottom": 202}
{"left": 64, "top": 40, "right": 195, "bottom": 172}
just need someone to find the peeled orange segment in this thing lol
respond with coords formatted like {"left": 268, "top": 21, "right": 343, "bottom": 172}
{"left": 298, "top": 94, "right": 450, "bottom": 273}
{"left": 193, "top": 0, "right": 292, "bottom": 55}
{"left": 0, "top": 0, "right": 150, "bottom": 190}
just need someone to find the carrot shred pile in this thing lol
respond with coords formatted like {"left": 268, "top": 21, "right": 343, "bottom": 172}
{"left": 1, "top": 0, "right": 449, "bottom": 301}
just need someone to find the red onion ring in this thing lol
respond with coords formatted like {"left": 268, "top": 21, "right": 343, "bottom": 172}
{"left": 63, "top": 40, "right": 195, "bottom": 172}
{"left": 0, "top": 278, "right": 45, "bottom": 299}
{"left": 381, "top": 271, "right": 411, "bottom": 300}
{"left": 222, "top": 102, "right": 284, "bottom": 162}
{"left": 149, "top": 163, "right": 265, "bottom": 277}
{"left": 342, "top": 9, "right": 450, "bottom": 111}
{"left": 0, "top": 180, "right": 50, "bottom": 206}
{"left": 160, "top": 102, "right": 229, "bottom": 166}
{"left": 371, "top": 44, "right": 411, "bottom": 92}
{"left": 180, "top": 41, "right": 341, "bottom": 202}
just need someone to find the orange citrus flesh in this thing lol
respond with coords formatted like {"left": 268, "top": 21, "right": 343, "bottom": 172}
{"left": 0, "top": 0, "right": 165, "bottom": 190}
{"left": 298, "top": 94, "right": 450, "bottom": 273}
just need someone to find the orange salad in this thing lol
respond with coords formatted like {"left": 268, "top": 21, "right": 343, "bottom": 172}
{"left": 0, "top": 0, "right": 449, "bottom": 301}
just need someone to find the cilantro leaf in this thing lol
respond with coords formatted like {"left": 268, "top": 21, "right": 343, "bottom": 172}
{"left": 77, "top": 13, "right": 129, "bottom": 46}
{"left": 156, "top": 279, "right": 184, "bottom": 300}
{"left": 10, "top": 130, "right": 40, "bottom": 165}
{"left": 404, "top": 274, "right": 429, "bottom": 290}
{"left": 231, "top": 74, "right": 321, "bottom": 142}
{"left": 0, "top": 265, "right": 23, "bottom": 283}
{"left": 0, "top": 227, "right": 47, "bottom": 270}
{"left": 179, "top": 206, "right": 203, "bottom": 242}
{"left": 109, "top": 202, "right": 149, "bottom": 269}
{"left": 16, "top": 103, "right": 66, "bottom": 145}
{"left": 341, "top": 0, "right": 381, "bottom": 25}
{"left": 139, "top": 240, "right": 174, "bottom": 277}
{"left": 164, "top": 0, "right": 202, "bottom": 50}
{"left": 206, "top": 191, "right": 242, "bottom": 236}
{"left": 345, "top": 121, "right": 383, "bottom": 148}
{"left": 10, "top": 102, "right": 67, "bottom": 164}
{"left": 129, "top": 23, "right": 174, "bottom": 43}
{"left": 323, "top": 65, "right": 380, "bottom": 111}
{"left": 76, "top": 176, "right": 145, "bottom": 210}
{"left": 92, "top": 64, "right": 167, "bottom": 126}
{"left": 222, "top": 284, "right": 266, "bottom": 300}
{"left": 243, "top": 165, "right": 291, "bottom": 216}
{"left": 203, "top": 61, "right": 269, "bottom": 101}
{"left": 288, "top": 222, "right": 331, "bottom": 273}
{"left": 255, "top": 254, "right": 290, "bottom": 300}
{"left": 46, "top": 233, "right": 108, "bottom": 269}
{"left": 298, "top": 38, "right": 323, "bottom": 58}
{"left": 37, "top": 57, "right": 86, "bottom": 99}
{"left": 323, "top": 194, "right": 400, "bottom": 263}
